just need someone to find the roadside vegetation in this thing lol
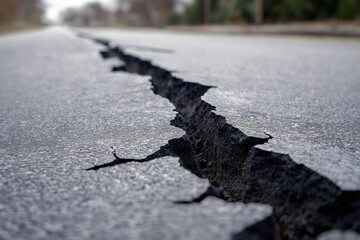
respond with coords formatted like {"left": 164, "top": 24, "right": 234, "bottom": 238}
{"left": 60, "top": 0, "right": 360, "bottom": 27}
{"left": 179, "top": 0, "right": 360, "bottom": 25}
{"left": 1, "top": 0, "right": 359, "bottom": 30}
{"left": 0, "top": 0, "right": 44, "bottom": 34}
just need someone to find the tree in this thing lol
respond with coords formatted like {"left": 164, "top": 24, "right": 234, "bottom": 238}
{"left": 115, "top": 0, "right": 176, "bottom": 26}
{"left": 0, "top": 0, "right": 17, "bottom": 24}
{"left": 255, "top": 0, "right": 263, "bottom": 24}
{"left": 17, "top": 0, "right": 44, "bottom": 23}
{"left": 84, "top": 2, "right": 110, "bottom": 26}
{"left": 0, "top": 0, "right": 44, "bottom": 25}
{"left": 61, "top": 2, "right": 112, "bottom": 26}
{"left": 336, "top": 0, "right": 360, "bottom": 19}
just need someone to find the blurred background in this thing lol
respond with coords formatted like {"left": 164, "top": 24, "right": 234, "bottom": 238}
{"left": 1, "top": 0, "right": 360, "bottom": 32}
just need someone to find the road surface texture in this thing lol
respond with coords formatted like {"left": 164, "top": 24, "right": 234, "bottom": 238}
{"left": 0, "top": 27, "right": 359, "bottom": 239}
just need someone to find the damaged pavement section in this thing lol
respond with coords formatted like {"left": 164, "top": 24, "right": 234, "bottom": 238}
{"left": 80, "top": 34, "right": 360, "bottom": 240}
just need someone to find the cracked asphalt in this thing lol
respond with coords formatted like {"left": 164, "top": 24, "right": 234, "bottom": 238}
{"left": 0, "top": 27, "right": 359, "bottom": 239}
{"left": 80, "top": 28, "right": 360, "bottom": 190}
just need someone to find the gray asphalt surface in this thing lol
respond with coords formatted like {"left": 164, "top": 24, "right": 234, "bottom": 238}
{"left": 0, "top": 27, "right": 359, "bottom": 239}
{"left": 81, "top": 28, "right": 360, "bottom": 190}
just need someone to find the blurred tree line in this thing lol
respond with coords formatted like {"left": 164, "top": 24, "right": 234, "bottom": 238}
{"left": 181, "top": 0, "right": 360, "bottom": 24}
{"left": 0, "top": 0, "right": 44, "bottom": 26}
{"left": 62, "top": 2, "right": 112, "bottom": 26}
{"left": 115, "top": 0, "right": 177, "bottom": 26}
{"left": 61, "top": 0, "right": 360, "bottom": 27}
{"left": 62, "top": 0, "right": 178, "bottom": 26}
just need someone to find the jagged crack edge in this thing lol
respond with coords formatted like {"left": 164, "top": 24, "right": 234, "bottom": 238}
{"left": 78, "top": 33, "right": 360, "bottom": 240}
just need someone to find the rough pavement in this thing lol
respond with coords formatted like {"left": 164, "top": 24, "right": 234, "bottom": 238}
{"left": 81, "top": 28, "right": 360, "bottom": 190}
{"left": 1, "top": 27, "right": 360, "bottom": 239}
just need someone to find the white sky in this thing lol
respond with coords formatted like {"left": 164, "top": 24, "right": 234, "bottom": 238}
{"left": 44, "top": 0, "right": 192, "bottom": 23}
{"left": 44, "top": 0, "right": 116, "bottom": 22}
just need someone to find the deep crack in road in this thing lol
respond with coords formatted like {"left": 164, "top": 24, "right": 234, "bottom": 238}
{"left": 79, "top": 33, "right": 360, "bottom": 240}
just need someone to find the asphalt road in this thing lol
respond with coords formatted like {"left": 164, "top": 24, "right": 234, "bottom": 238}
{"left": 0, "top": 27, "right": 359, "bottom": 239}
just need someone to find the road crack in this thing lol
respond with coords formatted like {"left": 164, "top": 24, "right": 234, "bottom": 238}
{"left": 79, "top": 33, "right": 360, "bottom": 240}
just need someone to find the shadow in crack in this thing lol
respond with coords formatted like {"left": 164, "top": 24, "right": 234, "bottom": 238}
{"left": 175, "top": 185, "right": 225, "bottom": 204}
{"left": 232, "top": 215, "right": 279, "bottom": 240}
{"left": 79, "top": 34, "right": 360, "bottom": 240}
{"left": 112, "top": 65, "right": 127, "bottom": 72}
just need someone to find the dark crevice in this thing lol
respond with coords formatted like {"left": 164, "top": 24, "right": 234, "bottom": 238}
{"left": 79, "top": 33, "right": 360, "bottom": 240}
{"left": 232, "top": 215, "right": 279, "bottom": 240}
{"left": 112, "top": 65, "right": 127, "bottom": 72}
{"left": 174, "top": 184, "right": 225, "bottom": 204}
